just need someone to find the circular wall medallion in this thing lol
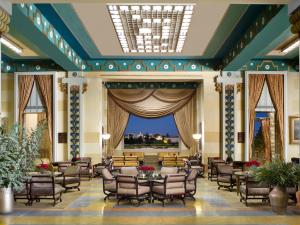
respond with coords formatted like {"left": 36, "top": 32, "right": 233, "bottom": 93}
{"left": 136, "top": 64, "right": 141, "bottom": 70}
{"left": 191, "top": 64, "right": 196, "bottom": 70}
{"left": 96, "top": 62, "right": 99, "bottom": 66}
{"left": 82, "top": 65, "right": 86, "bottom": 70}
{"left": 265, "top": 65, "right": 270, "bottom": 70}
{"left": 123, "top": 62, "right": 127, "bottom": 66}
{"left": 150, "top": 62, "right": 154, "bottom": 66}
{"left": 36, "top": 65, "right": 40, "bottom": 70}
{"left": 163, "top": 64, "right": 169, "bottom": 69}
{"left": 108, "top": 64, "right": 114, "bottom": 70}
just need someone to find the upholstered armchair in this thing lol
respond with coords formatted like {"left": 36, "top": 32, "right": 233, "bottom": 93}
{"left": 240, "top": 175, "right": 270, "bottom": 206}
{"left": 209, "top": 159, "right": 225, "bottom": 181}
{"left": 287, "top": 186, "right": 298, "bottom": 202}
{"left": 152, "top": 174, "right": 186, "bottom": 206}
{"left": 29, "top": 175, "right": 65, "bottom": 206}
{"left": 14, "top": 182, "right": 30, "bottom": 202}
{"left": 120, "top": 167, "right": 138, "bottom": 176}
{"left": 160, "top": 167, "right": 178, "bottom": 178}
{"left": 56, "top": 165, "right": 81, "bottom": 191}
{"left": 185, "top": 169, "right": 198, "bottom": 199}
{"left": 57, "top": 162, "right": 72, "bottom": 173}
{"left": 188, "top": 157, "right": 204, "bottom": 177}
{"left": 102, "top": 168, "right": 117, "bottom": 201}
{"left": 116, "top": 174, "right": 151, "bottom": 206}
{"left": 216, "top": 164, "right": 236, "bottom": 191}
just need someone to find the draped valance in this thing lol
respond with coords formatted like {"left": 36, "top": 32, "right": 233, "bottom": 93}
{"left": 107, "top": 89, "right": 197, "bottom": 156}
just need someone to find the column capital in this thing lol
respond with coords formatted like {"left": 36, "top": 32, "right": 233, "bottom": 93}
{"left": 0, "top": 7, "right": 10, "bottom": 35}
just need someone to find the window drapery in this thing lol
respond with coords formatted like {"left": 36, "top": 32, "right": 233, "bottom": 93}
{"left": 35, "top": 75, "right": 53, "bottom": 160}
{"left": 261, "top": 118, "right": 271, "bottom": 162}
{"left": 266, "top": 75, "right": 284, "bottom": 159}
{"left": 18, "top": 75, "right": 35, "bottom": 126}
{"left": 248, "top": 75, "right": 266, "bottom": 158}
{"left": 107, "top": 89, "right": 197, "bottom": 155}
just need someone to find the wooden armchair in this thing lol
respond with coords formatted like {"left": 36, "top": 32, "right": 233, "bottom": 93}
{"left": 116, "top": 174, "right": 151, "bottom": 206}
{"left": 240, "top": 175, "right": 270, "bottom": 206}
{"left": 185, "top": 169, "right": 198, "bottom": 199}
{"left": 216, "top": 164, "right": 236, "bottom": 191}
{"left": 102, "top": 168, "right": 117, "bottom": 201}
{"left": 56, "top": 165, "right": 81, "bottom": 192}
{"left": 160, "top": 167, "right": 178, "bottom": 178}
{"left": 29, "top": 175, "right": 65, "bottom": 206}
{"left": 152, "top": 174, "right": 186, "bottom": 206}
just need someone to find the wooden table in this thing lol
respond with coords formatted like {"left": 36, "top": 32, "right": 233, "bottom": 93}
{"left": 29, "top": 171, "right": 62, "bottom": 177}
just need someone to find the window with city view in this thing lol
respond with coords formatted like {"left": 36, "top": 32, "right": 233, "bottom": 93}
{"left": 124, "top": 114, "right": 179, "bottom": 149}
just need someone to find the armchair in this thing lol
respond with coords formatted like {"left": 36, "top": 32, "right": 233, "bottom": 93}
{"left": 152, "top": 174, "right": 186, "bottom": 206}
{"left": 208, "top": 159, "right": 225, "bottom": 181}
{"left": 216, "top": 164, "right": 236, "bottom": 191}
{"left": 29, "top": 175, "right": 65, "bottom": 206}
{"left": 240, "top": 175, "right": 270, "bottom": 206}
{"left": 56, "top": 165, "right": 81, "bottom": 191}
{"left": 102, "top": 168, "right": 117, "bottom": 201}
{"left": 160, "top": 167, "right": 178, "bottom": 178}
{"left": 120, "top": 167, "right": 138, "bottom": 176}
{"left": 116, "top": 174, "right": 151, "bottom": 206}
{"left": 185, "top": 169, "right": 198, "bottom": 200}
{"left": 14, "top": 182, "right": 30, "bottom": 202}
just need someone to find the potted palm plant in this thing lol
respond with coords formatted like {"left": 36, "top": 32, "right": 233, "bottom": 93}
{"left": 253, "top": 160, "right": 298, "bottom": 213}
{"left": 0, "top": 123, "right": 44, "bottom": 214}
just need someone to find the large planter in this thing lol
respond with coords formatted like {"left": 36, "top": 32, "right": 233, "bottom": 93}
{"left": 0, "top": 187, "right": 14, "bottom": 214}
{"left": 269, "top": 186, "right": 288, "bottom": 213}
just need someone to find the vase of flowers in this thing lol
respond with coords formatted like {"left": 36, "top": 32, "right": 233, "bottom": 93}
{"left": 245, "top": 160, "right": 261, "bottom": 171}
{"left": 36, "top": 163, "right": 49, "bottom": 174}
{"left": 139, "top": 165, "right": 155, "bottom": 177}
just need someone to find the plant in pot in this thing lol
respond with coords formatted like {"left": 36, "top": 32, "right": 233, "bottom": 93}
{"left": 0, "top": 123, "right": 45, "bottom": 214}
{"left": 253, "top": 160, "right": 298, "bottom": 213}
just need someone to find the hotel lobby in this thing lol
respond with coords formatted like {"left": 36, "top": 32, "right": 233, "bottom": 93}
{"left": 0, "top": 0, "right": 300, "bottom": 225}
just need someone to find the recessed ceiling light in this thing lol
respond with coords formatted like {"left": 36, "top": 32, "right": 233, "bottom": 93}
{"left": 1, "top": 36, "right": 23, "bottom": 55}
{"left": 282, "top": 40, "right": 299, "bottom": 53}
{"left": 108, "top": 3, "right": 194, "bottom": 53}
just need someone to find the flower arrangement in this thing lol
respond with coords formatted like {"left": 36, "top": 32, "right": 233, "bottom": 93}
{"left": 139, "top": 165, "right": 155, "bottom": 171}
{"left": 36, "top": 163, "right": 49, "bottom": 170}
{"left": 245, "top": 160, "right": 261, "bottom": 168}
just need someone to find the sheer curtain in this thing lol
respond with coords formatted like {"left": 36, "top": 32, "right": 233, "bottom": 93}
{"left": 18, "top": 75, "right": 35, "bottom": 126}
{"left": 261, "top": 118, "right": 271, "bottom": 162}
{"left": 35, "top": 75, "right": 53, "bottom": 160}
{"left": 107, "top": 89, "right": 197, "bottom": 155}
{"left": 248, "top": 75, "right": 265, "bottom": 158}
{"left": 266, "top": 75, "right": 284, "bottom": 159}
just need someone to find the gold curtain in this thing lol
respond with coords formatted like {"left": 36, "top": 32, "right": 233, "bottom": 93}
{"left": 109, "top": 89, "right": 195, "bottom": 118}
{"left": 35, "top": 75, "right": 53, "bottom": 160}
{"left": 107, "top": 89, "right": 197, "bottom": 155}
{"left": 173, "top": 94, "right": 197, "bottom": 154}
{"left": 107, "top": 96, "right": 130, "bottom": 156}
{"left": 37, "top": 113, "right": 51, "bottom": 158}
{"left": 261, "top": 118, "right": 271, "bottom": 162}
{"left": 18, "top": 75, "right": 35, "bottom": 126}
{"left": 248, "top": 74, "right": 266, "bottom": 158}
{"left": 266, "top": 75, "right": 284, "bottom": 159}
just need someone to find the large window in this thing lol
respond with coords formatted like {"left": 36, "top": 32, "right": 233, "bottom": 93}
{"left": 124, "top": 114, "right": 179, "bottom": 149}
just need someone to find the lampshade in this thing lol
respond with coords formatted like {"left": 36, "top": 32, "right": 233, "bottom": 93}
{"left": 192, "top": 133, "right": 201, "bottom": 140}
{"left": 102, "top": 133, "right": 111, "bottom": 140}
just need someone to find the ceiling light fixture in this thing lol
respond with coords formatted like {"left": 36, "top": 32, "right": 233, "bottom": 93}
{"left": 108, "top": 3, "right": 195, "bottom": 53}
{"left": 0, "top": 36, "right": 23, "bottom": 55}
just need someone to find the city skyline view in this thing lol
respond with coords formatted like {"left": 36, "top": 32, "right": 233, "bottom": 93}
{"left": 124, "top": 114, "right": 179, "bottom": 136}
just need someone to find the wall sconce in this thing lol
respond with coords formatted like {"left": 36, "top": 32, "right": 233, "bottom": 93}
{"left": 192, "top": 133, "right": 201, "bottom": 141}
{"left": 102, "top": 133, "right": 111, "bottom": 140}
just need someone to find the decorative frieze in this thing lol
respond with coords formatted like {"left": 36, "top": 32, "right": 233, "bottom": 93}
{"left": 104, "top": 82, "right": 198, "bottom": 89}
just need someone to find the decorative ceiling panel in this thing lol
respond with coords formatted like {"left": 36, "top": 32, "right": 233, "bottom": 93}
{"left": 107, "top": 4, "right": 194, "bottom": 53}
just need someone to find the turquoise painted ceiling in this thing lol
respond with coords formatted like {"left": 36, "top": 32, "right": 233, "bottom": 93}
{"left": 2, "top": 1, "right": 298, "bottom": 71}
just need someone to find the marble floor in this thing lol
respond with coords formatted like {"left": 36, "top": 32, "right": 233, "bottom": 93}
{"left": 1, "top": 177, "right": 300, "bottom": 225}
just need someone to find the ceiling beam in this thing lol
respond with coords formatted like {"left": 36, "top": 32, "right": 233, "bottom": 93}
{"left": 9, "top": 4, "right": 83, "bottom": 71}
{"left": 223, "top": 5, "right": 290, "bottom": 70}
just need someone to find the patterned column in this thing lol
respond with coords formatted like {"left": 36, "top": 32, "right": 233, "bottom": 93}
{"left": 215, "top": 71, "right": 242, "bottom": 161}
{"left": 0, "top": 6, "right": 10, "bottom": 125}
{"left": 62, "top": 72, "right": 87, "bottom": 160}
